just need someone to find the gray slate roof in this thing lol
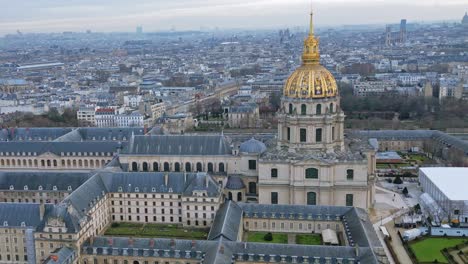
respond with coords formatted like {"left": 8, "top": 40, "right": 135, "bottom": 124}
{"left": 43, "top": 247, "right": 76, "bottom": 264}
{"left": 0, "top": 171, "right": 91, "bottom": 191}
{"left": 208, "top": 201, "right": 242, "bottom": 241}
{"left": 122, "top": 134, "right": 232, "bottom": 155}
{"left": 351, "top": 130, "right": 468, "bottom": 155}
{"left": 0, "top": 141, "right": 121, "bottom": 156}
{"left": 0, "top": 203, "right": 41, "bottom": 227}
{"left": 0, "top": 128, "right": 72, "bottom": 142}
{"left": 239, "top": 138, "right": 267, "bottom": 154}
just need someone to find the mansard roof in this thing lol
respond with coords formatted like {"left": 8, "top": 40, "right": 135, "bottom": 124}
{"left": 0, "top": 127, "right": 73, "bottom": 142}
{"left": 0, "top": 141, "right": 121, "bottom": 156}
{"left": 122, "top": 134, "right": 232, "bottom": 156}
{"left": 0, "top": 171, "right": 91, "bottom": 191}
{"left": 208, "top": 201, "right": 243, "bottom": 241}
{"left": 351, "top": 129, "right": 468, "bottom": 154}
{"left": 0, "top": 203, "right": 42, "bottom": 228}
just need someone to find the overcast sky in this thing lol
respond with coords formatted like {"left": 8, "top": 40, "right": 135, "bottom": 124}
{"left": 0, "top": 0, "right": 466, "bottom": 35}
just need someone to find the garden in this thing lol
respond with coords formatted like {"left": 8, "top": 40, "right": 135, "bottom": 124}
{"left": 104, "top": 222, "right": 209, "bottom": 240}
{"left": 408, "top": 237, "right": 468, "bottom": 263}
{"left": 246, "top": 232, "right": 322, "bottom": 245}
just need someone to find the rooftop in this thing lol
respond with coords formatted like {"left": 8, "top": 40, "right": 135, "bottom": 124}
{"left": 420, "top": 167, "right": 468, "bottom": 201}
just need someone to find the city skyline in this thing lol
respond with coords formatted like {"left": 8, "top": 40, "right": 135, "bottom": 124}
{"left": 0, "top": 0, "right": 466, "bottom": 36}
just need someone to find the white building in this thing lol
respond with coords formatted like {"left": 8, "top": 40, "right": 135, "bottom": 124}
{"left": 123, "top": 95, "right": 142, "bottom": 108}
{"left": 77, "top": 107, "right": 96, "bottom": 124}
{"left": 115, "top": 112, "right": 144, "bottom": 127}
{"left": 419, "top": 167, "right": 468, "bottom": 224}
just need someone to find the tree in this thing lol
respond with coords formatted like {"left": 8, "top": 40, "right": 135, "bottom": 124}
{"left": 402, "top": 187, "right": 409, "bottom": 196}
{"left": 393, "top": 175, "right": 403, "bottom": 184}
{"left": 264, "top": 232, "right": 273, "bottom": 241}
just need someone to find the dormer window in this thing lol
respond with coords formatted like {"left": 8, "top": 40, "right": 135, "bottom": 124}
{"left": 53, "top": 186, "right": 57, "bottom": 191}
{"left": 67, "top": 186, "right": 72, "bottom": 191}
{"left": 9, "top": 185, "right": 14, "bottom": 190}
{"left": 118, "top": 187, "right": 123, "bottom": 192}
{"left": 135, "top": 187, "right": 139, "bottom": 192}
{"left": 24, "top": 185, "right": 28, "bottom": 190}
{"left": 3, "top": 221, "right": 7, "bottom": 226}
{"left": 168, "top": 188, "right": 173, "bottom": 193}
{"left": 38, "top": 185, "right": 43, "bottom": 191}
{"left": 21, "top": 222, "right": 26, "bottom": 227}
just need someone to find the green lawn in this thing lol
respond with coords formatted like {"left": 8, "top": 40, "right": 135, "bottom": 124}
{"left": 104, "top": 223, "right": 208, "bottom": 239}
{"left": 296, "top": 234, "right": 322, "bottom": 245}
{"left": 407, "top": 154, "right": 428, "bottom": 162}
{"left": 247, "top": 232, "right": 288, "bottom": 244}
{"left": 410, "top": 238, "right": 467, "bottom": 263}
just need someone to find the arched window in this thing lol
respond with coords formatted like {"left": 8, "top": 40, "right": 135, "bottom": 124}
{"left": 219, "top": 163, "right": 225, "bottom": 173}
{"left": 346, "top": 169, "right": 354, "bottom": 180}
{"left": 196, "top": 162, "right": 203, "bottom": 172}
{"left": 288, "top": 103, "right": 293, "bottom": 114}
{"left": 174, "top": 162, "right": 181, "bottom": 172}
{"left": 237, "top": 192, "right": 242, "bottom": 201}
{"left": 163, "top": 162, "right": 170, "bottom": 172}
{"left": 248, "top": 182, "right": 257, "bottom": 194}
{"left": 305, "top": 168, "right": 319, "bottom": 179}
{"left": 316, "top": 128, "right": 322, "bottom": 142}
{"left": 207, "top": 163, "right": 214, "bottom": 172}
{"left": 316, "top": 104, "right": 322, "bottom": 115}
{"left": 185, "top": 162, "right": 191, "bottom": 172}
{"left": 142, "top": 162, "right": 148, "bottom": 172}
{"left": 307, "top": 192, "right": 317, "bottom": 205}
{"left": 131, "top": 162, "right": 138, "bottom": 171}
{"left": 83, "top": 160, "right": 87, "bottom": 167}
{"left": 78, "top": 160, "right": 83, "bottom": 167}
{"left": 300, "top": 128, "right": 307, "bottom": 142}
{"left": 271, "top": 168, "right": 278, "bottom": 178}
{"left": 0, "top": 159, "right": 4, "bottom": 166}
{"left": 301, "top": 104, "right": 307, "bottom": 115}
{"left": 153, "top": 162, "right": 159, "bottom": 171}
{"left": 329, "top": 103, "right": 334, "bottom": 113}
{"left": 90, "top": 160, "right": 94, "bottom": 167}
{"left": 72, "top": 160, "right": 76, "bottom": 167}
{"left": 228, "top": 192, "right": 233, "bottom": 200}
{"left": 47, "top": 160, "right": 51, "bottom": 167}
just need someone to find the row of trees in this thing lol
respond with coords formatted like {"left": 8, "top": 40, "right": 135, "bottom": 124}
{"left": 3, "top": 108, "right": 81, "bottom": 127}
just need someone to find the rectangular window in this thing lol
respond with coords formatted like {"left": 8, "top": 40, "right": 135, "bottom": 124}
{"left": 287, "top": 127, "right": 291, "bottom": 141}
{"left": 271, "top": 168, "right": 278, "bottom": 178}
{"left": 346, "top": 194, "right": 353, "bottom": 206}
{"left": 316, "top": 128, "right": 322, "bottom": 142}
{"left": 271, "top": 192, "right": 278, "bottom": 204}
{"left": 248, "top": 160, "right": 257, "bottom": 170}
{"left": 305, "top": 168, "right": 319, "bottom": 179}
{"left": 346, "top": 169, "right": 354, "bottom": 180}
{"left": 300, "top": 128, "right": 307, "bottom": 142}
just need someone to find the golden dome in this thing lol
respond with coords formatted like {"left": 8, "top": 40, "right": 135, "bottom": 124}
{"left": 283, "top": 11, "right": 338, "bottom": 99}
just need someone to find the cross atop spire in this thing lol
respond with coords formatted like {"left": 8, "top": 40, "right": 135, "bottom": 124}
{"left": 309, "top": 5, "right": 314, "bottom": 36}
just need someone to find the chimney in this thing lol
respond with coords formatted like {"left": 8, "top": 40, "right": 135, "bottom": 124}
{"left": 39, "top": 202, "right": 45, "bottom": 221}
{"left": 170, "top": 239, "right": 175, "bottom": 248}
{"left": 149, "top": 239, "right": 155, "bottom": 247}
{"left": 108, "top": 238, "right": 113, "bottom": 246}
{"left": 219, "top": 245, "right": 224, "bottom": 254}
{"left": 205, "top": 175, "right": 209, "bottom": 188}
{"left": 128, "top": 238, "right": 134, "bottom": 247}
{"left": 164, "top": 173, "right": 169, "bottom": 186}
{"left": 355, "top": 244, "right": 360, "bottom": 258}
{"left": 184, "top": 172, "right": 187, "bottom": 184}
{"left": 191, "top": 240, "right": 196, "bottom": 249}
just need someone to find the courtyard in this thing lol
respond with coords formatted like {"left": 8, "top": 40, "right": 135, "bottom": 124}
{"left": 245, "top": 232, "right": 323, "bottom": 245}
{"left": 104, "top": 222, "right": 209, "bottom": 240}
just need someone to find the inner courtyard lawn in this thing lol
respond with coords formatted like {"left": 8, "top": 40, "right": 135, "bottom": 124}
{"left": 104, "top": 223, "right": 208, "bottom": 240}
{"left": 296, "top": 234, "right": 322, "bottom": 245}
{"left": 410, "top": 238, "right": 467, "bottom": 263}
{"left": 246, "top": 232, "right": 288, "bottom": 244}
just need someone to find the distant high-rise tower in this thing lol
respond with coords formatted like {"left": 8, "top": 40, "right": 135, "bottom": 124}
{"left": 136, "top": 26, "right": 143, "bottom": 34}
{"left": 385, "top": 25, "right": 392, "bottom": 46}
{"left": 400, "top": 19, "right": 407, "bottom": 43}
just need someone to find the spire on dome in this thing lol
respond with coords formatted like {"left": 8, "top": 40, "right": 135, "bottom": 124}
{"left": 309, "top": 7, "right": 314, "bottom": 36}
